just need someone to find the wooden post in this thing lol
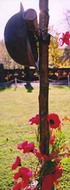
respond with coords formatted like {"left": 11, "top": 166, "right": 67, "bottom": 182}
{"left": 39, "top": 0, "right": 49, "bottom": 155}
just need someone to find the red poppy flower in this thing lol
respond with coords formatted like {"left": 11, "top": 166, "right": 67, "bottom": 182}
{"left": 42, "top": 164, "right": 62, "bottom": 190}
{"left": 42, "top": 154, "right": 49, "bottom": 161}
{"left": 21, "top": 179, "right": 29, "bottom": 189}
{"left": 62, "top": 32, "right": 70, "bottom": 45}
{"left": 55, "top": 157, "right": 60, "bottom": 163}
{"left": 42, "top": 174, "right": 53, "bottom": 190}
{"left": 12, "top": 181, "right": 22, "bottom": 190}
{"left": 47, "top": 113, "right": 61, "bottom": 129}
{"left": 34, "top": 149, "right": 42, "bottom": 159}
{"left": 29, "top": 114, "right": 40, "bottom": 125}
{"left": 13, "top": 167, "right": 33, "bottom": 181}
{"left": 49, "top": 136, "right": 56, "bottom": 145}
{"left": 54, "top": 179, "right": 59, "bottom": 185}
{"left": 17, "top": 141, "right": 28, "bottom": 150}
{"left": 52, "top": 165, "right": 63, "bottom": 181}
{"left": 12, "top": 180, "right": 29, "bottom": 190}
{"left": 49, "top": 153, "right": 55, "bottom": 160}
{"left": 34, "top": 149, "right": 49, "bottom": 161}
{"left": 27, "top": 188, "right": 37, "bottom": 190}
{"left": 23, "top": 142, "right": 35, "bottom": 153}
{"left": 17, "top": 141, "right": 35, "bottom": 153}
{"left": 59, "top": 31, "right": 70, "bottom": 46}
{"left": 13, "top": 171, "right": 21, "bottom": 180}
{"left": 11, "top": 156, "right": 21, "bottom": 170}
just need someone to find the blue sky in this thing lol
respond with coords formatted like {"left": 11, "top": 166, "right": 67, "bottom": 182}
{"left": 0, "top": 0, "right": 70, "bottom": 40}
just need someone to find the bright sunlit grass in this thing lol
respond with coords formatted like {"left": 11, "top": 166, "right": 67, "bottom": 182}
{"left": 0, "top": 85, "right": 70, "bottom": 190}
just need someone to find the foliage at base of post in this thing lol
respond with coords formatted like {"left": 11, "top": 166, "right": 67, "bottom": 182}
{"left": 11, "top": 113, "right": 70, "bottom": 190}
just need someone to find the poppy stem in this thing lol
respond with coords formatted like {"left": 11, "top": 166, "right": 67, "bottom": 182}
{"left": 52, "top": 186, "right": 55, "bottom": 190}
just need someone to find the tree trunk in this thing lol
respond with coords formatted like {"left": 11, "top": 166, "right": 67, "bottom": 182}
{"left": 39, "top": 0, "right": 49, "bottom": 155}
{"left": 39, "top": 1, "right": 55, "bottom": 189}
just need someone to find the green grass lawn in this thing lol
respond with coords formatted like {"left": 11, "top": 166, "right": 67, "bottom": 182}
{"left": 0, "top": 85, "right": 70, "bottom": 190}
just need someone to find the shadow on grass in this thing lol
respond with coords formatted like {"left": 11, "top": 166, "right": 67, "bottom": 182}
{"left": 54, "top": 85, "right": 70, "bottom": 89}
{"left": 54, "top": 85, "right": 65, "bottom": 89}
{"left": 24, "top": 81, "right": 34, "bottom": 93}
{"left": 0, "top": 84, "right": 11, "bottom": 91}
